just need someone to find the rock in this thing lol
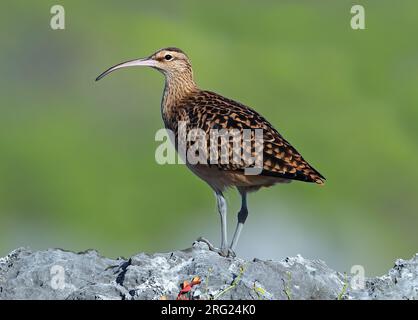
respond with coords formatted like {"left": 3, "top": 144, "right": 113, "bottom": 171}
{"left": 0, "top": 242, "right": 417, "bottom": 300}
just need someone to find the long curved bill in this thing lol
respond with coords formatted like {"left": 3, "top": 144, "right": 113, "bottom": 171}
{"left": 95, "top": 58, "right": 156, "bottom": 81}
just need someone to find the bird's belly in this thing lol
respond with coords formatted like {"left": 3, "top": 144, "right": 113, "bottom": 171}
{"left": 186, "top": 164, "right": 290, "bottom": 193}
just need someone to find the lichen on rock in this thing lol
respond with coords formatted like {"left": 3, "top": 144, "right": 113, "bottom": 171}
{"left": 0, "top": 243, "right": 417, "bottom": 300}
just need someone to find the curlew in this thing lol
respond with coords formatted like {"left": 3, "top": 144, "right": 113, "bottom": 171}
{"left": 96, "top": 47, "right": 325, "bottom": 257}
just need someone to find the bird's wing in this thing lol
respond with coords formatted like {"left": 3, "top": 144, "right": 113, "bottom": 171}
{"left": 179, "top": 90, "right": 325, "bottom": 184}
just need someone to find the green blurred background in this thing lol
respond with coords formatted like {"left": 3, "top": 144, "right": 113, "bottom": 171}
{"left": 0, "top": 0, "right": 417, "bottom": 276}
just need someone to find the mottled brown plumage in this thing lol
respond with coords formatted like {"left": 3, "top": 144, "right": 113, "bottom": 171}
{"left": 167, "top": 90, "right": 325, "bottom": 189}
{"left": 96, "top": 47, "right": 325, "bottom": 257}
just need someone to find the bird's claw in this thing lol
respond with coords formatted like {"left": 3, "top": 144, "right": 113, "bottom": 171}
{"left": 226, "top": 248, "right": 236, "bottom": 258}
{"left": 195, "top": 237, "right": 236, "bottom": 258}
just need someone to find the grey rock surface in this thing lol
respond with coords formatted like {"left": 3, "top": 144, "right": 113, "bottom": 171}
{"left": 0, "top": 242, "right": 417, "bottom": 300}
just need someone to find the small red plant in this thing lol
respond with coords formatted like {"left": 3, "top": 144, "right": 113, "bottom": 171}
{"left": 176, "top": 276, "right": 202, "bottom": 300}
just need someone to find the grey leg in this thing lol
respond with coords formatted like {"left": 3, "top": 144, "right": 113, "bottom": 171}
{"left": 216, "top": 192, "right": 228, "bottom": 252}
{"left": 196, "top": 191, "right": 232, "bottom": 257}
{"left": 230, "top": 191, "right": 248, "bottom": 254}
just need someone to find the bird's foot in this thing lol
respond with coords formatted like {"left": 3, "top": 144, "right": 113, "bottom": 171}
{"left": 195, "top": 237, "right": 236, "bottom": 258}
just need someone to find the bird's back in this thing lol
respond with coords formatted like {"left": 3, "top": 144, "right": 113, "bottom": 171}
{"left": 164, "top": 89, "right": 325, "bottom": 185}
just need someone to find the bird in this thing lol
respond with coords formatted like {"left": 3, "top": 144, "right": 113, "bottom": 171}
{"left": 96, "top": 47, "right": 325, "bottom": 257}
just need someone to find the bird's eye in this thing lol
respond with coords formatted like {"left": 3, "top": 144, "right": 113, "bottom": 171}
{"left": 164, "top": 54, "right": 173, "bottom": 61}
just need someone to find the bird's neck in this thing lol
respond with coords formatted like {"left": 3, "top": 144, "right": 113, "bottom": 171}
{"left": 161, "top": 72, "right": 197, "bottom": 121}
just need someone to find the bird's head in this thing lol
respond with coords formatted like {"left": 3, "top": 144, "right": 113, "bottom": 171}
{"left": 96, "top": 47, "right": 193, "bottom": 81}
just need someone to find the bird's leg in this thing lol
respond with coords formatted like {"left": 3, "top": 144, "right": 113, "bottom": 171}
{"left": 196, "top": 192, "right": 233, "bottom": 257}
{"left": 216, "top": 192, "right": 228, "bottom": 253}
{"left": 229, "top": 191, "right": 248, "bottom": 256}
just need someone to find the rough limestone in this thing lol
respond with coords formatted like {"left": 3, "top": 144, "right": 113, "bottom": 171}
{"left": 0, "top": 242, "right": 417, "bottom": 300}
